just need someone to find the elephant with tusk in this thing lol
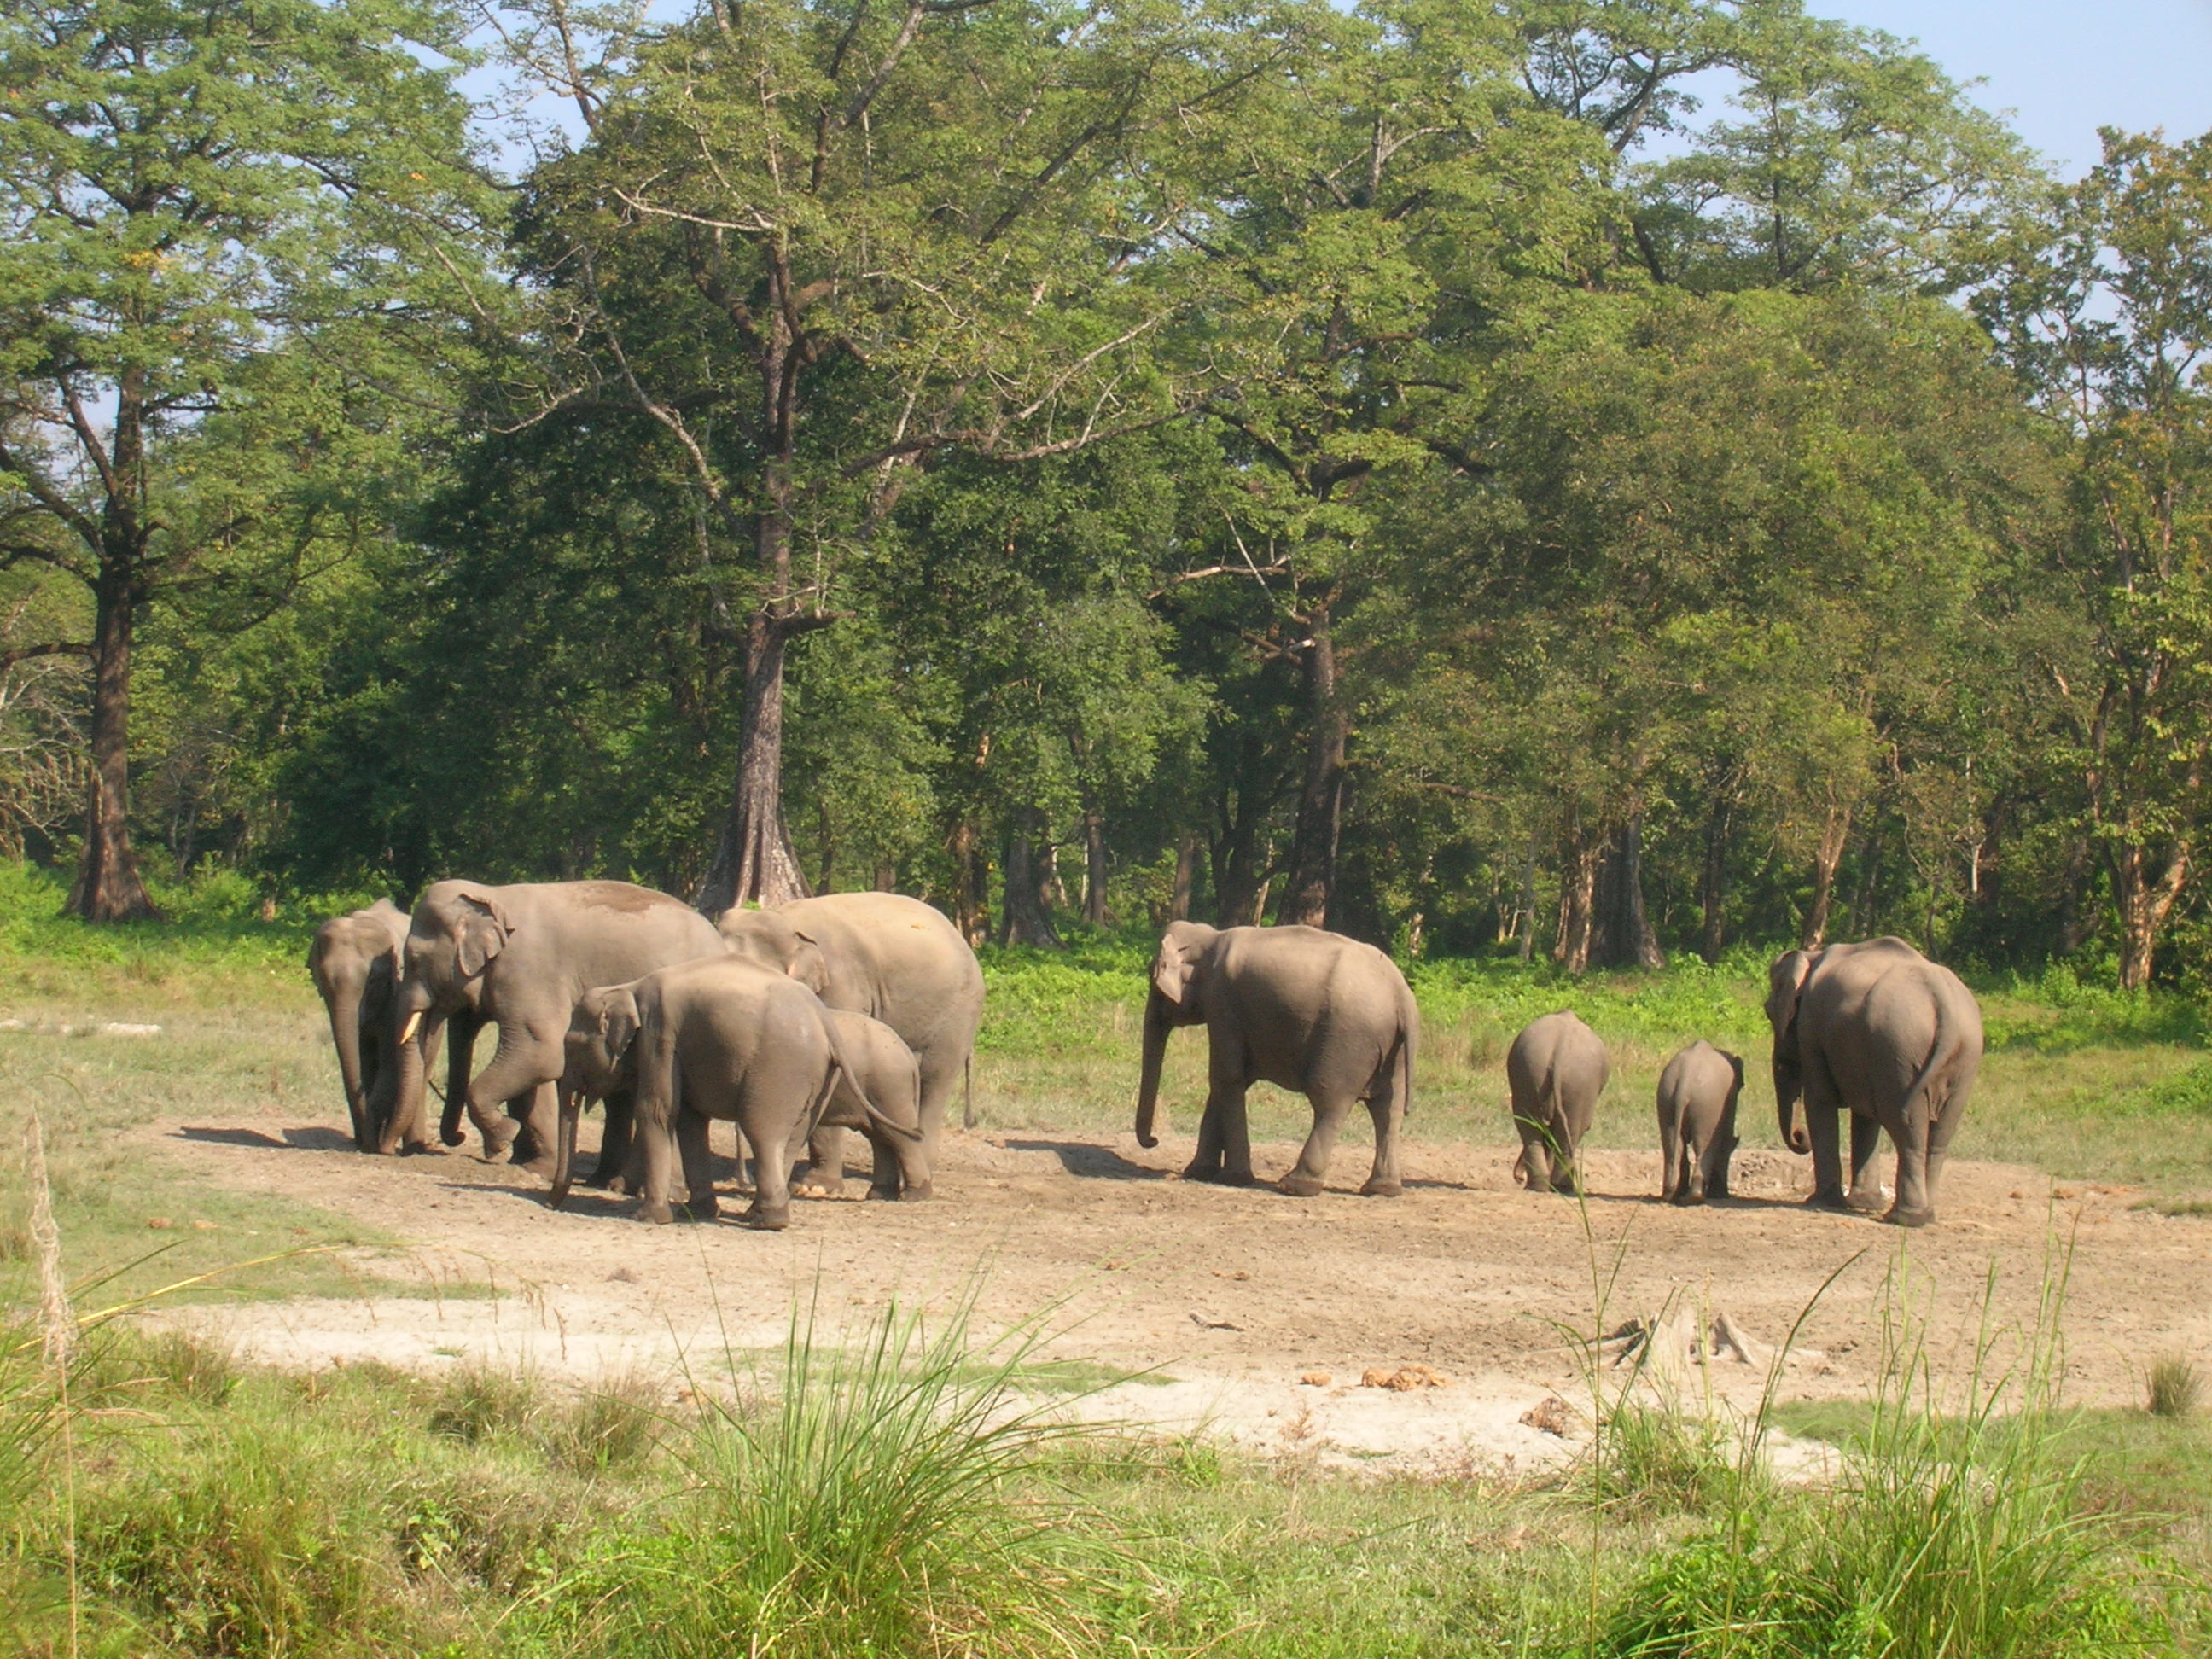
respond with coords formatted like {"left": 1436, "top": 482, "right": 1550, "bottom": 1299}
{"left": 307, "top": 898, "right": 422, "bottom": 1150}
{"left": 376, "top": 879, "right": 725, "bottom": 1179}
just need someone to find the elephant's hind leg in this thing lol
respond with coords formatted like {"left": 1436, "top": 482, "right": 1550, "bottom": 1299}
{"left": 1278, "top": 1091, "right": 1354, "bottom": 1197}
{"left": 1358, "top": 1093, "right": 1404, "bottom": 1197}
{"left": 795, "top": 1126, "right": 848, "bottom": 1198}
{"left": 1846, "top": 1111, "right": 1886, "bottom": 1213}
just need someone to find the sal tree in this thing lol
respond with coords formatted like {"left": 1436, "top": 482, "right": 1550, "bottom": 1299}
{"left": 0, "top": 0, "right": 489, "bottom": 917}
{"left": 515, "top": 0, "right": 1314, "bottom": 911}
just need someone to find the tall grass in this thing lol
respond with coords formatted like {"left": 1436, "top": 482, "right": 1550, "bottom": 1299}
{"left": 1599, "top": 1243, "right": 2177, "bottom": 1657}
{"left": 544, "top": 1286, "right": 1109, "bottom": 1658}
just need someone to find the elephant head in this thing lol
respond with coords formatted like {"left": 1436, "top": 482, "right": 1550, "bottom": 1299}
{"left": 306, "top": 899, "right": 406, "bottom": 1149}
{"left": 377, "top": 883, "right": 515, "bottom": 1155}
{"left": 716, "top": 906, "right": 830, "bottom": 993}
{"left": 1765, "top": 948, "right": 1819, "bottom": 1155}
{"left": 1135, "top": 921, "right": 1219, "bottom": 1149}
{"left": 551, "top": 984, "right": 643, "bottom": 1207}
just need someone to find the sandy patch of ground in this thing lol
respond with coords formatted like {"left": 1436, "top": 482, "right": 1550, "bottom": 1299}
{"left": 139, "top": 1111, "right": 2212, "bottom": 1475}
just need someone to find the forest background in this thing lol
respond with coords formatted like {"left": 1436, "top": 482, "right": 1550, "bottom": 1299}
{"left": 9, "top": 0, "right": 2212, "bottom": 992}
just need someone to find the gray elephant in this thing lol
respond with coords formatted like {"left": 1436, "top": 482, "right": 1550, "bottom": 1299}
{"left": 1134, "top": 921, "right": 1418, "bottom": 1197}
{"left": 820, "top": 1008, "right": 932, "bottom": 1200}
{"left": 1766, "top": 936, "right": 1982, "bottom": 1227}
{"left": 379, "top": 880, "right": 724, "bottom": 1178}
{"left": 1656, "top": 1040, "right": 1743, "bottom": 1205}
{"left": 554, "top": 956, "right": 923, "bottom": 1228}
{"left": 717, "top": 893, "right": 982, "bottom": 1194}
{"left": 1507, "top": 1010, "right": 1608, "bottom": 1196}
{"left": 306, "top": 899, "right": 420, "bottom": 1150}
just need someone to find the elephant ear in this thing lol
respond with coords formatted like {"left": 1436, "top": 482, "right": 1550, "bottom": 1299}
{"left": 786, "top": 928, "right": 831, "bottom": 995}
{"left": 1765, "top": 951, "right": 1816, "bottom": 1045}
{"left": 455, "top": 890, "right": 514, "bottom": 979}
{"left": 1151, "top": 931, "right": 1196, "bottom": 1006}
{"left": 597, "top": 992, "right": 641, "bottom": 1062}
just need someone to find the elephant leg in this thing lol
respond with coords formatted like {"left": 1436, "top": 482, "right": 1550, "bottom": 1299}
{"left": 1516, "top": 1121, "right": 1556, "bottom": 1194}
{"left": 1359, "top": 1072, "right": 1406, "bottom": 1200}
{"left": 1279, "top": 1092, "right": 1353, "bottom": 1197}
{"left": 1185, "top": 1074, "right": 1252, "bottom": 1185}
{"left": 865, "top": 1130, "right": 901, "bottom": 1201}
{"left": 633, "top": 1110, "right": 681, "bottom": 1226}
{"left": 457, "top": 1030, "right": 555, "bottom": 1163}
{"left": 1924, "top": 1086, "right": 1969, "bottom": 1219}
{"left": 796, "top": 1126, "right": 847, "bottom": 1198}
{"left": 675, "top": 1112, "right": 719, "bottom": 1222}
{"left": 591, "top": 1090, "right": 638, "bottom": 1193}
{"left": 508, "top": 1082, "right": 560, "bottom": 1177}
{"left": 1846, "top": 1111, "right": 1886, "bottom": 1212}
{"left": 1678, "top": 1131, "right": 1706, "bottom": 1205}
{"left": 742, "top": 1120, "right": 795, "bottom": 1231}
{"left": 1803, "top": 1103, "right": 1850, "bottom": 1210}
{"left": 1552, "top": 1118, "right": 1583, "bottom": 1196}
{"left": 1658, "top": 1115, "right": 1684, "bottom": 1202}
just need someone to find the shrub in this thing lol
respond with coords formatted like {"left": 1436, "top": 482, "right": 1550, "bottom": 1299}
{"left": 2146, "top": 1354, "right": 2201, "bottom": 1420}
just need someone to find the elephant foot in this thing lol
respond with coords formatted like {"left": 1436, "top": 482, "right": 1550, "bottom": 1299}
{"left": 866, "top": 1183, "right": 900, "bottom": 1202}
{"left": 477, "top": 1122, "right": 521, "bottom": 1164}
{"left": 1277, "top": 1172, "right": 1325, "bottom": 1198}
{"left": 1359, "top": 1177, "right": 1403, "bottom": 1198}
{"left": 636, "top": 1198, "right": 676, "bottom": 1225}
{"left": 515, "top": 1152, "right": 558, "bottom": 1180}
{"left": 399, "top": 1138, "right": 439, "bottom": 1156}
{"left": 440, "top": 1130, "right": 468, "bottom": 1148}
{"left": 793, "top": 1167, "right": 846, "bottom": 1199}
{"left": 1806, "top": 1190, "right": 1854, "bottom": 1214}
{"left": 678, "top": 1199, "right": 720, "bottom": 1224}
{"left": 1883, "top": 1204, "right": 1935, "bottom": 1229}
{"left": 742, "top": 1204, "right": 791, "bottom": 1231}
{"left": 898, "top": 1181, "right": 934, "bottom": 1202}
{"left": 1846, "top": 1188, "right": 1887, "bottom": 1214}
{"left": 589, "top": 1170, "right": 632, "bottom": 1196}
{"left": 1671, "top": 1190, "right": 1705, "bottom": 1207}
{"left": 1179, "top": 1160, "right": 1224, "bottom": 1183}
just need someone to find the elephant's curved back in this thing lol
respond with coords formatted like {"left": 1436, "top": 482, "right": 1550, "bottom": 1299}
{"left": 777, "top": 892, "right": 983, "bottom": 1059}
{"left": 506, "top": 881, "right": 724, "bottom": 993}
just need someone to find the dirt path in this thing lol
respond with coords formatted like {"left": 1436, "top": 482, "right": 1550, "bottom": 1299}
{"left": 143, "top": 1111, "right": 2212, "bottom": 1474}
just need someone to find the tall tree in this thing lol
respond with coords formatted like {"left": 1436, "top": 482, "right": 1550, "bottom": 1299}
{"left": 1978, "top": 130, "right": 2212, "bottom": 988}
{"left": 0, "top": 0, "right": 491, "bottom": 917}
{"left": 514, "top": 0, "right": 1314, "bottom": 912}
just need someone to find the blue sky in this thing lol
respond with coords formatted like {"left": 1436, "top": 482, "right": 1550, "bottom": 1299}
{"left": 1815, "top": 0, "right": 2212, "bottom": 175}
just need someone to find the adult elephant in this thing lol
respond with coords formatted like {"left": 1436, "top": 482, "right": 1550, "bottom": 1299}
{"left": 1766, "top": 936, "right": 1983, "bottom": 1227}
{"left": 1134, "top": 921, "right": 1417, "bottom": 1197}
{"left": 306, "top": 899, "right": 421, "bottom": 1150}
{"left": 377, "top": 880, "right": 725, "bottom": 1178}
{"left": 716, "top": 893, "right": 983, "bottom": 1194}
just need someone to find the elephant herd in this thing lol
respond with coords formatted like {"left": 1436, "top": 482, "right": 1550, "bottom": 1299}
{"left": 311, "top": 882, "right": 1985, "bottom": 1231}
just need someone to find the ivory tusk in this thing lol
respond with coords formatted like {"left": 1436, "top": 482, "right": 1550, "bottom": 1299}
{"left": 399, "top": 1010, "right": 422, "bottom": 1045}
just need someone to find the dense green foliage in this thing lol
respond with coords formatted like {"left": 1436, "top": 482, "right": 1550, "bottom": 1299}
{"left": 6, "top": 0, "right": 2212, "bottom": 982}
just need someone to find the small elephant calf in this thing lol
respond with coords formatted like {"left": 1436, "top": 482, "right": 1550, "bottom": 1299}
{"left": 1506, "top": 1010, "right": 1609, "bottom": 1195}
{"left": 811, "top": 1008, "right": 932, "bottom": 1201}
{"left": 1656, "top": 1040, "right": 1743, "bottom": 1205}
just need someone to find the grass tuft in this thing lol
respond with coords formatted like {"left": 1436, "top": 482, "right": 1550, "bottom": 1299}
{"left": 542, "top": 1366, "right": 667, "bottom": 1476}
{"left": 2148, "top": 1353, "right": 2202, "bottom": 1420}
{"left": 427, "top": 1359, "right": 543, "bottom": 1445}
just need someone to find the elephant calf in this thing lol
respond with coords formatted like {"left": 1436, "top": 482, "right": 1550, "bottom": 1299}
{"left": 1656, "top": 1040, "right": 1743, "bottom": 1205}
{"left": 556, "top": 957, "right": 922, "bottom": 1229}
{"left": 818, "top": 1009, "right": 932, "bottom": 1201}
{"left": 1506, "top": 1010, "right": 1608, "bottom": 1196}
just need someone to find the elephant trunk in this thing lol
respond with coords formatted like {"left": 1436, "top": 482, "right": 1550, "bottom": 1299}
{"left": 441, "top": 1015, "right": 474, "bottom": 1148}
{"left": 1135, "top": 992, "right": 1172, "bottom": 1149}
{"left": 1773, "top": 1059, "right": 1809, "bottom": 1155}
{"left": 549, "top": 1084, "right": 582, "bottom": 1208}
{"left": 326, "top": 979, "right": 370, "bottom": 1148}
{"left": 377, "top": 1001, "right": 434, "bottom": 1155}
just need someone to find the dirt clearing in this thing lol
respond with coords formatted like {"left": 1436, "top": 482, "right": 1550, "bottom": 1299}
{"left": 143, "top": 1108, "right": 2212, "bottom": 1474}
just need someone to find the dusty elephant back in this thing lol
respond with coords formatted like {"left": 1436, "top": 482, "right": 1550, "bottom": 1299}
{"left": 1507, "top": 1010, "right": 1607, "bottom": 1109}
{"left": 771, "top": 892, "right": 983, "bottom": 1057}
{"left": 486, "top": 881, "right": 725, "bottom": 994}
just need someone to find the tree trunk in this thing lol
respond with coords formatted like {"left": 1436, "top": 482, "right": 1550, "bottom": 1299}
{"left": 1082, "top": 807, "right": 1109, "bottom": 926}
{"left": 1170, "top": 831, "right": 1200, "bottom": 922}
{"left": 1516, "top": 841, "right": 1537, "bottom": 962}
{"left": 1212, "top": 812, "right": 1269, "bottom": 928}
{"left": 1592, "top": 817, "right": 1664, "bottom": 969}
{"left": 1800, "top": 806, "right": 1851, "bottom": 951}
{"left": 1552, "top": 829, "right": 1600, "bottom": 973}
{"left": 696, "top": 614, "right": 812, "bottom": 916}
{"left": 948, "top": 819, "right": 989, "bottom": 946}
{"left": 65, "top": 556, "right": 158, "bottom": 922}
{"left": 2056, "top": 834, "right": 2093, "bottom": 955}
{"left": 2113, "top": 840, "right": 2188, "bottom": 991}
{"left": 815, "top": 797, "right": 835, "bottom": 896}
{"left": 1698, "top": 797, "right": 1731, "bottom": 965}
{"left": 1278, "top": 611, "right": 1346, "bottom": 929}
{"left": 874, "top": 857, "right": 898, "bottom": 893}
{"left": 998, "top": 806, "right": 1062, "bottom": 947}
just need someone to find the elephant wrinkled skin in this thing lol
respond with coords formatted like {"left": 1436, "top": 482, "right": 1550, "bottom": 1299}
{"left": 1507, "top": 1010, "right": 1609, "bottom": 1196}
{"left": 306, "top": 899, "right": 418, "bottom": 1150}
{"left": 1767, "top": 936, "right": 1983, "bottom": 1227}
{"left": 717, "top": 893, "right": 982, "bottom": 1194}
{"left": 379, "top": 880, "right": 724, "bottom": 1178}
{"left": 1656, "top": 1039, "right": 1743, "bottom": 1205}
{"left": 556, "top": 957, "right": 923, "bottom": 1228}
{"left": 1134, "top": 921, "right": 1418, "bottom": 1198}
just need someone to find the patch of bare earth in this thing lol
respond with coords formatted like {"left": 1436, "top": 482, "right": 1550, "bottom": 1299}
{"left": 141, "top": 1110, "right": 2212, "bottom": 1476}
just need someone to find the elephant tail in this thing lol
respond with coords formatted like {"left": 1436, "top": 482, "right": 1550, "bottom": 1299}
{"left": 817, "top": 1011, "right": 926, "bottom": 1145}
{"left": 962, "top": 1052, "right": 975, "bottom": 1131}
{"left": 1901, "top": 976, "right": 1969, "bottom": 1129}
